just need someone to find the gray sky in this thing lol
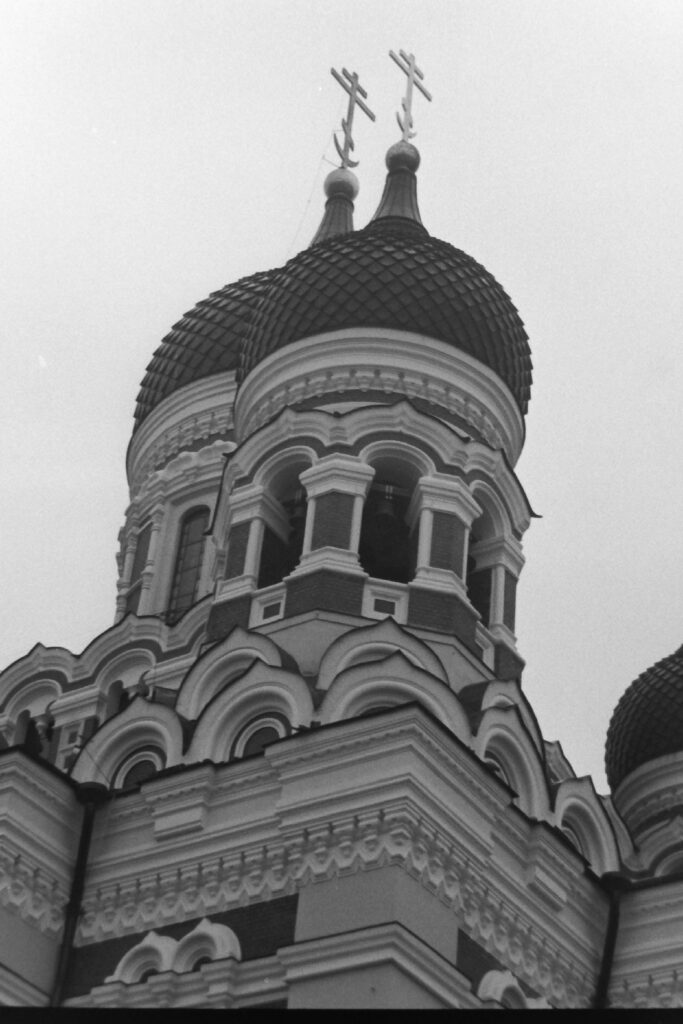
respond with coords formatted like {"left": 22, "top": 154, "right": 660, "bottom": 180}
{"left": 2, "top": 0, "right": 683, "bottom": 792}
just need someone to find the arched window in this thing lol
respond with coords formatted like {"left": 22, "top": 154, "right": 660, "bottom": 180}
{"left": 114, "top": 747, "right": 165, "bottom": 790}
{"left": 125, "top": 521, "right": 152, "bottom": 615}
{"left": 138, "top": 968, "right": 159, "bottom": 984}
{"left": 191, "top": 956, "right": 212, "bottom": 973}
{"left": 466, "top": 508, "right": 496, "bottom": 626}
{"left": 484, "top": 753, "right": 510, "bottom": 786}
{"left": 232, "top": 715, "right": 289, "bottom": 759}
{"left": 358, "top": 457, "right": 420, "bottom": 584}
{"left": 167, "top": 507, "right": 210, "bottom": 624}
{"left": 257, "top": 465, "right": 308, "bottom": 588}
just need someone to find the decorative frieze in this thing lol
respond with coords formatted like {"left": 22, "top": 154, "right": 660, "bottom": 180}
{"left": 0, "top": 843, "right": 67, "bottom": 935}
{"left": 77, "top": 805, "right": 593, "bottom": 1006}
{"left": 233, "top": 331, "right": 524, "bottom": 463}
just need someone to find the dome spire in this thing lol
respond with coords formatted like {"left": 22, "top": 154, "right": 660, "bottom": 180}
{"left": 311, "top": 67, "right": 375, "bottom": 246}
{"left": 371, "top": 50, "right": 432, "bottom": 229}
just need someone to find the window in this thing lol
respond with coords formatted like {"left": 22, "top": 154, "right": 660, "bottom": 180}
{"left": 257, "top": 488, "right": 306, "bottom": 588}
{"left": 167, "top": 507, "right": 210, "bottom": 624}
{"left": 121, "top": 759, "right": 159, "bottom": 790}
{"left": 242, "top": 725, "right": 280, "bottom": 757}
{"left": 466, "top": 514, "right": 493, "bottom": 626}
{"left": 125, "top": 522, "right": 152, "bottom": 615}
{"left": 114, "top": 747, "right": 165, "bottom": 790}
{"left": 191, "top": 956, "right": 212, "bottom": 973}
{"left": 232, "top": 715, "right": 289, "bottom": 759}
{"left": 359, "top": 482, "right": 413, "bottom": 583}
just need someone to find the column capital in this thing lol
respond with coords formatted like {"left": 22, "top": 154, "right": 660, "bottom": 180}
{"left": 299, "top": 456, "right": 375, "bottom": 499}
{"left": 470, "top": 535, "right": 524, "bottom": 575}
{"left": 413, "top": 474, "right": 481, "bottom": 525}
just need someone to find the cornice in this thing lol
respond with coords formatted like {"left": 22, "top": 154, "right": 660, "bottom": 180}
{"left": 233, "top": 330, "right": 524, "bottom": 465}
{"left": 77, "top": 800, "right": 593, "bottom": 1006}
{"left": 0, "top": 839, "right": 68, "bottom": 936}
{"left": 126, "top": 372, "right": 237, "bottom": 489}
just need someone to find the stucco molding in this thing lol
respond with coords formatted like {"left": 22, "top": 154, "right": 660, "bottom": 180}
{"left": 77, "top": 802, "right": 592, "bottom": 1006}
{"left": 127, "top": 371, "right": 237, "bottom": 492}
{"left": 0, "top": 841, "right": 67, "bottom": 936}
{"left": 233, "top": 330, "right": 524, "bottom": 464}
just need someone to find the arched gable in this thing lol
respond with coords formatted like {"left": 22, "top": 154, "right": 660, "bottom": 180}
{"left": 317, "top": 618, "right": 448, "bottom": 692}
{"left": 3, "top": 678, "right": 61, "bottom": 723}
{"left": 186, "top": 663, "right": 313, "bottom": 764}
{"left": 106, "top": 931, "right": 177, "bottom": 983}
{"left": 97, "top": 648, "right": 156, "bottom": 698}
{"left": 317, "top": 651, "right": 470, "bottom": 744}
{"left": 469, "top": 480, "right": 509, "bottom": 537}
{"left": 174, "top": 920, "right": 241, "bottom": 973}
{"left": 554, "top": 777, "right": 620, "bottom": 874}
{"left": 474, "top": 705, "right": 550, "bottom": 819}
{"left": 480, "top": 680, "right": 545, "bottom": 758}
{"left": 175, "top": 627, "right": 285, "bottom": 721}
{"left": 70, "top": 698, "right": 184, "bottom": 786}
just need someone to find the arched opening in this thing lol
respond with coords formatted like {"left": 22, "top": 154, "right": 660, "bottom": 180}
{"left": 466, "top": 506, "right": 496, "bottom": 626}
{"left": 191, "top": 955, "right": 212, "bottom": 973}
{"left": 501, "top": 985, "right": 527, "bottom": 1009}
{"left": 167, "top": 506, "right": 210, "bottom": 624}
{"left": 257, "top": 463, "right": 308, "bottom": 588}
{"left": 242, "top": 725, "right": 280, "bottom": 757}
{"left": 115, "top": 747, "right": 166, "bottom": 790}
{"left": 484, "top": 752, "right": 511, "bottom": 786}
{"left": 561, "top": 821, "right": 587, "bottom": 858}
{"left": 125, "top": 521, "right": 152, "bottom": 616}
{"left": 358, "top": 456, "right": 419, "bottom": 584}
{"left": 138, "top": 968, "right": 159, "bottom": 984}
{"left": 231, "top": 713, "right": 290, "bottom": 760}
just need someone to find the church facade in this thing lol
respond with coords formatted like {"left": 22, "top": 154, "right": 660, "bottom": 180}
{"left": 2, "top": 65, "right": 683, "bottom": 1009}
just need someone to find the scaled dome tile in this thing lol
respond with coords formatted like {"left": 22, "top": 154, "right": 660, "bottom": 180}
{"left": 605, "top": 644, "right": 683, "bottom": 790}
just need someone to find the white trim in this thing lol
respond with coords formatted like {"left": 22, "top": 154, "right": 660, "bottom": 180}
{"left": 127, "top": 372, "right": 237, "bottom": 492}
{"left": 234, "top": 329, "right": 524, "bottom": 464}
{"left": 278, "top": 922, "right": 472, "bottom": 1008}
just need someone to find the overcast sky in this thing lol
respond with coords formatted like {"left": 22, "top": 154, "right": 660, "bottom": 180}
{"left": 2, "top": 0, "right": 683, "bottom": 792}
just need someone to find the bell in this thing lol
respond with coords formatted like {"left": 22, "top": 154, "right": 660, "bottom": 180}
{"left": 375, "top": 485, "right": 397, "bottom": 522}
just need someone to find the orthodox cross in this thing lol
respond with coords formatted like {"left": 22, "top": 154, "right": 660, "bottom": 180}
{"left": 389, "top": 50, "right": 432, "bottom": 141}
{"left": 330, "top": 67, "right": 376, "bottom": 169}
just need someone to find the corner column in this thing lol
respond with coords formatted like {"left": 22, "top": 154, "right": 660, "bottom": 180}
{"left": 411, "top": 476, "right": 481, "bottom": 599}
{"left": 292, "top": 456, "right": 375, "bottom": 577}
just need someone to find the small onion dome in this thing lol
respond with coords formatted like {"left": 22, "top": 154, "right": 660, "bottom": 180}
{"left": 310, "top": 166, "right": 359, "bottom": 246}
{"left": 134, "top": 268, "right": 275, "bottom": 430}
{"left": 605, "top": 644, "right": 683, "bottom": 791}
{"left": 241, "top": 218, "right": 532, "bottom": 413}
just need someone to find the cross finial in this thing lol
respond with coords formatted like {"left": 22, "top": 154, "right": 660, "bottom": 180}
{"left": 389, "top": 49, "right": 432, "bottom": 141}
{"left": 330, "top": 67, "right": 376, "bottom": 169}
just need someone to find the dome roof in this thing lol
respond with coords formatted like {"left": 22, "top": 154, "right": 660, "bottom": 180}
{"left": 134, "top": 268, "right": 275, "bottom": 429}
{"left": 240, "top": 216, "right": 532, "bottom": 413}
{"left": 605, "top": 644, "right": 683, "bottom": 791}
{"left": 134, "top": 142, "right": 532, "bottom": 429}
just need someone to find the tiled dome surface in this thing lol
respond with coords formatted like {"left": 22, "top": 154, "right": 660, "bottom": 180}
{"left": 605, "top": 644, "right": 683, "bottom": 790}
{"left": 241, "top": 217, "right": 532, "bottom": 413}
{"left": 134, "top": 268, "right": 275, "bottom": 428}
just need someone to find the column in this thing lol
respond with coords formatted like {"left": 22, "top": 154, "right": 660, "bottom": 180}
{"left": 291, "top": 457, "right": 375, "bottom": 577}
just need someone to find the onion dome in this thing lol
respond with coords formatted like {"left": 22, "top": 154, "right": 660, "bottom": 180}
{"left": 605, "top": 644, "right": 683, "bottom": 791}
{"left": 134, "top": 140, "right": 532, "bottom": 428}
{"left": 133, "top": 268, "right": 275, "bottom": 430}
{"left": 310, "top": 166, "right": 359, "bottom": 245}
{"left": 240, "top": 143, "right": 532, "bottom": 413}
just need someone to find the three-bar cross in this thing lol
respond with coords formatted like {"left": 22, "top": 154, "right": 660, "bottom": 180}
{"left": 330, "top": 67, "right": 376, "bottom": 169}
{"left": 389, "top": 50, "right": 432, "bottom": 141}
